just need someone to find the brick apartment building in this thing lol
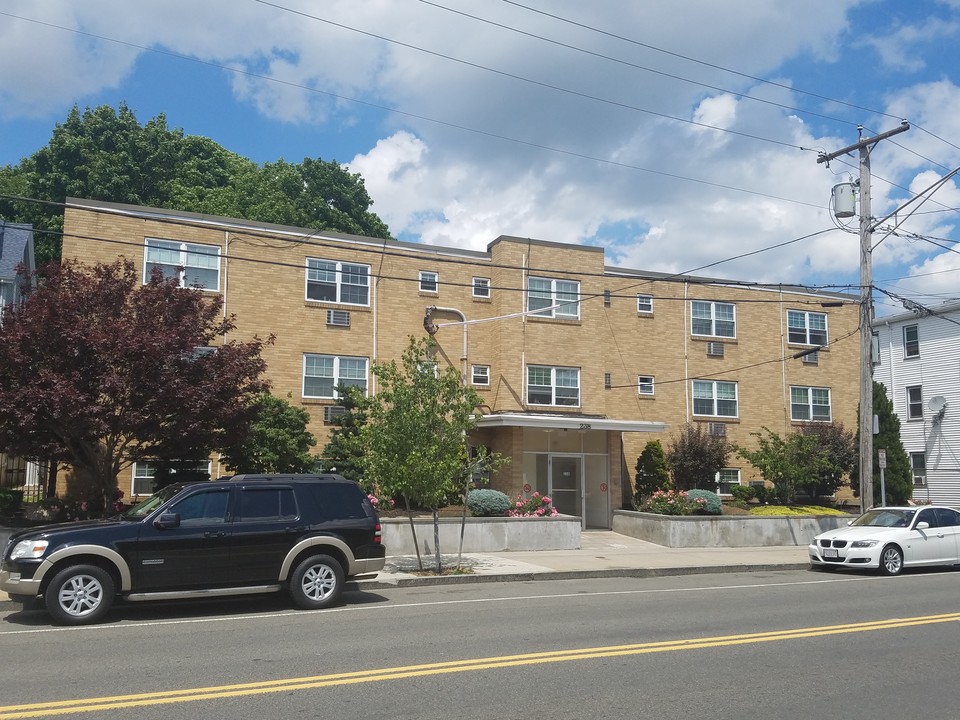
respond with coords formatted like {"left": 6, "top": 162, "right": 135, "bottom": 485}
{"left": 61, "top": 198, "right": 861, "bottom": 528}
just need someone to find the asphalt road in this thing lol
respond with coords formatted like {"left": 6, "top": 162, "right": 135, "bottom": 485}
{"left": 2, "top": 567, "right": 959, "bottom": 720}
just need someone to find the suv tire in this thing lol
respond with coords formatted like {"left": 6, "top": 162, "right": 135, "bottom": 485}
{"left": 45, "top": 564, "right": 115, "bottom": 625}
{"left": 289, "top": 554, "right": 344, "bottom": 609}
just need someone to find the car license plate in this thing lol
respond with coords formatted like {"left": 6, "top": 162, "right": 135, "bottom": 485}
{"left": 823, "top": 548, "right": 838, "bottom": 559}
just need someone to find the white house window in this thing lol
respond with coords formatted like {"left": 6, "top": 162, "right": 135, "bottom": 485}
{"left": 528, "top": 277, "right": 580, "bottom": 319}
{"left": 787, "top": 310, "right": 828, "bottom": 346}
{"left": 637, "top": 294, "right": 654, "bottom": 314}
{"left": 692, "top": 380, "right": 738, "bottom": 417}
{"left": 419, "top": 271, "right": 439, "bottom": 293}
{"left": 904, "top": 324, "right": 920, "bottom": 358}
{"left": 911, "top": 452, "right": 926, "bottom": 486}
{"left": 790, "top": 386, "right": 832, "bottom": 422}
{"left": 472, "top": 364, "right": 490, "bottom": 386}
{"left": 145, "top": 238, "right": 220, "bottom": 290}
{"left": 638, "top": 375, "right": 655, "bottom": 396}
{"left": 528, "top": 365, "right": 580, "bottom": 406}
{"left": 907, "top": 385, "right": 923, "bottom": 420}
{"left": 306, "top": 259, "right": 370, "bottom": 305}
{"left": 303, "top": 354, "right": 368, "bottom": 399}
{"left": 472, "top": 277, "right": 491, "bottom": 298}
{"left": 131, "top": 460, "right": 211, "bottom": 497}
{"left": 717, "top": 468, "right": 741, "bottom": 495}
{"left": 691, "top": 301, "right": 735, "bottom": 338}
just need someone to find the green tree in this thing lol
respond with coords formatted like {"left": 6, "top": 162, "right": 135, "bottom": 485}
{"left": 219, "top": 393, "right": 317, "bottom": 473}
{"left": 850, "top": 381, "right": 913, "bottom": 505}
{"left": 634, "top": 440, "right": 671, "bottom": 506}
{"left": 797, "top": 422, "right": 857, "bottom": 500}
{"left": 666, "top": 423, "right": 729, "bottom": 491}
{"left": 0, "top": 103, "right": 391, "bottom": 264}
{"left": 358, "top": 337, "right": 485, "bottom": 573}
{"left": 317, "top": 385, "right": 370, "bottom": 485}
{"left": 0, "top": 259, "right": 270, "bottom": 508}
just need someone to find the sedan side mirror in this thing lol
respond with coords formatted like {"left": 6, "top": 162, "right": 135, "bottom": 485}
{"left": 154, "top": 512, "right": 181, "bottom": 530}
{"left": 916, "top": 521, "right": 930, "bottom": 531}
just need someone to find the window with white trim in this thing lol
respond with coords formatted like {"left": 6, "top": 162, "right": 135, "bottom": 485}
{"left": 527, "top": 365, "right": 580, "bottom": 406}
{"left": 691, "top": 300, "right": 735, "bottom": 338}
{"left": 472, "top": 277, "right": 490, "bottom": 298}
{"left": 910, "top": 452, "right": 926, "bottom": 486}
{"left": 306, "top": 259, "right": 370, "bottom": 305}
{"left": 131, "top": 460, "right": 211, "bottom": 497}
{"left": 638, "top": 375, "right": 655, "bottom": 396}
{"left": 716, "top": 468, "right": 741, "bottom": 495}
{"left": 472, "top": 364, "right": 490, "bottom": 386}
{"left": 907, "top": 385, "right": 923, "bottom": 420}
{"left": 692, "top": 380, "right": 738, "bottom": 417}
{"left": 527, "top": 277, "right": 580, "bottom": 319}
{"left": 419, "top": 271, "right": 438, "bottom": 293}
{"left": 303, "top": 354, "right": 368, "bottom": 399}
{"left": 787, "top": 310, "right": 828, "bottom": 346}
{"left": 904, "top": 324, "right": 920, "bottom": 358}
{"left": 637, "top": 294, "right": 653, "bottom": 313}
{"left": 790, "top": 386, "right": 832, "bottom": 422}
{"left": 145, "top": 238, "right": 220, "bottom": 290}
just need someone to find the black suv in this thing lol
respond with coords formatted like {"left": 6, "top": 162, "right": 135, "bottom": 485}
{"left": 0, "top": 474, "right": 385, "bottom": 625}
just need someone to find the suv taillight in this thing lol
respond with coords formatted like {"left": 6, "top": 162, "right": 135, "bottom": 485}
{"left": 374, "top": 523, "right": 382, "bottom": 544}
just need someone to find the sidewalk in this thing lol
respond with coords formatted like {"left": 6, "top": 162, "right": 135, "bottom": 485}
{"left": 0, "top": 531, "right": 811, "bottom": 610}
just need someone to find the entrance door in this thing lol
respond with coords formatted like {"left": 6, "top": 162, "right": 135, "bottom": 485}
{"left": 550, "top": 455, "right": 582, "bottom": 519}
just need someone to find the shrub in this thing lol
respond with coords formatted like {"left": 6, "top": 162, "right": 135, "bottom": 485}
{"left": 729, "top": 485, "right": 755, "bottom": 504}
{"left": 751, "top": 484, "right": 774, "bottom": 504}
{"left": 467, "top": 488, "right": 512, "bottom": 517}
{"left": 638, "top": 489, "right": 706, "bottom": 516}
{"left": 507, "top": 492, "right": 559, "bottom": 517}
{"left": 686, "top": 489, "right": 723, "bottom": 515}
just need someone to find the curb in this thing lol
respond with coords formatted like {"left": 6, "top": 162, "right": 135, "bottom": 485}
{"left": 0, "top": 563, "right": 810, "bottom": 612}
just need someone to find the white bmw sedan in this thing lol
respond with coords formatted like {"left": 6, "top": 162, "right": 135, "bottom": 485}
{"left": 810, "top": 506, "right": 960, "bottom": 576}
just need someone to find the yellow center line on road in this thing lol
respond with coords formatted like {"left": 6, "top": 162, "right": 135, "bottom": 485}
{"left": 4, "top": 611, "right": 960, "bottom": 719}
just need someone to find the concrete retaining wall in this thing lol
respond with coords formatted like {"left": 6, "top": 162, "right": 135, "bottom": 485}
{"left": 612, "top": 510, "right": 854, "bottom": 548}
{"left": 381, "top": 516, "right": 581, "bottom": 554}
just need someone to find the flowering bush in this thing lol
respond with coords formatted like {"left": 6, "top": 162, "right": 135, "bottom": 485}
{"left": 638, "top": 489, "right": 707, "bottom": 516}
{"left": 507, "top": 491, "right": 559, "bottom": 517}
{"left": 367, "top": 493, "right": 395, "bottom": 511}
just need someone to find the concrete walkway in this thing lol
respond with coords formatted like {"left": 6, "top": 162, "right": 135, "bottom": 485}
{"left": 0, "top": 531, "right": 812, "bottom": 610}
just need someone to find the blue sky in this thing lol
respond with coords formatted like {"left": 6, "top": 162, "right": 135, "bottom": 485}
{"left": 2, "top": 1, "right": 960, "bottom": 316}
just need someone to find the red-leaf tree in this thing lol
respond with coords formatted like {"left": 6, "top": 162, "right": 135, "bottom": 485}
{"left": 0, "top": 259, "right": 271, "bottom": 506}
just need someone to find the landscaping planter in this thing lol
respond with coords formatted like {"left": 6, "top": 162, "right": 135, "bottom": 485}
{"left": 612, "top": 509, "right": 854, "bottom": 548}
{"left": 380, "top": 515, "right": 581, "bottom": 554}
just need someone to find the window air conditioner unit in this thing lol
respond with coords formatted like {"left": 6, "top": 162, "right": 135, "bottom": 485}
{"left": 913, "top": 476, "right": 927, "bottom": 488}
{"left": 326, "top": 310, "right": 351, "bottom": 327}
{"left": 706, "top": 342, "right": 725, "bottom": 357}
{"left": 323, "top": 405, "right": 347, "bottom": 423}
{"left": 708, "top": 422, "right": 727, "bottom": 437}
{"left": 802, "top": 351, "right": 819, "bottom": 365}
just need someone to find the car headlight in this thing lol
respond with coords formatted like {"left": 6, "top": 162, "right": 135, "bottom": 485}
{"left": 9, "top": 539, "right": 49, "bottom": 560}
{"left": 851, "top": 540, "right": 878, "bottom": 548}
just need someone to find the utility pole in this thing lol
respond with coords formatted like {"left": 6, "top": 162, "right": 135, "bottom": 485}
{"left": 818, "top": 121, "right": 909, "bottom": 510}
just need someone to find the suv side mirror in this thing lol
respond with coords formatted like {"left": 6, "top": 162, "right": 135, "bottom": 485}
{"left": 154, "top": 512, "right": 181, "bottom": 530}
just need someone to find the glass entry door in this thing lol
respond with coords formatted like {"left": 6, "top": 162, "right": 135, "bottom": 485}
{"left": 549, "top": 455, "right": 582, "bottom": 519}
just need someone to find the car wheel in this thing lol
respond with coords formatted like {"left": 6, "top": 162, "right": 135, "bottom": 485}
{"left": 879, "top": 544, "right": 904, "bottom": 576}
{"left": 44, "top": 564, "right": 115, "bottom": 625}
{"left": 289, "top": 554, "right": 344, "bottom": 610}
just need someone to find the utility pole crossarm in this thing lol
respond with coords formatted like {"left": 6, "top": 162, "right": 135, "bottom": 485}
{"left": 817, "top": 121, "right": 910, "bottom": 164}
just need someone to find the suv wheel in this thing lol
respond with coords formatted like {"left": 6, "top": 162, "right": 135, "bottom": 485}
{"left": 45, "top": 564, "right": 115, "bottom": 625}
{"left": 289, "top": 554, "right": 344, "bottom": 609}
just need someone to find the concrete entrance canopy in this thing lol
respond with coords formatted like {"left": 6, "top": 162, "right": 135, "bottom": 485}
{"left": 474, "top": 413, "right": 666, "bottom": 434}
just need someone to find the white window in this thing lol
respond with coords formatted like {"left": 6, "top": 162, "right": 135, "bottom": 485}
{"left": 638, "top": 375, "right": 655, "bottom": 396}
{"left": 131, "top": 460, "right": 211, "bottom": 497}
{"left": 472, "top": 364, "right": 490, "bottom": 386}
{"left": 691, "top": 301, "right": 735, "bottom": 338}
{"left": 787, "top": 310, "right": 828, "bottom": 346}
{"left": 527, "top": 277, "right": 580, "bottom": 319}
{"left": 911, "top": 452, "right": 926, "bottom": 486}
{"left": 419, "top": 271, "right": 439, "bottom": 293}
{"left": 145, "top": 238, "right": 220, "bottom": 290}
{"left": 637, "top": 294, "right": 653, "bottom": 313}
{"left": 528, "top": 365, "right": 580, "bottom": 406}
{"left": 306, "top": 259, "right": 369, "bottom": 305}
{"left": 790, "top": 386, "right": 832, "bottom": 422}
{"left": 907, "top": 385, "right": 923, "bottom": 420}
{"left": 716, "top": 468, "right": 741, "bottom": 495}
{"left": 692, "top": 380, "right": 738, "bottom": 417}
{"left": 904, "top": 324, "right": 920, "bottom": 358}
{"left": 472, "top": 277, "right": 491, "bottom": 298}
{"left": 303, "top": 354, "right": 368, "bottom": 398}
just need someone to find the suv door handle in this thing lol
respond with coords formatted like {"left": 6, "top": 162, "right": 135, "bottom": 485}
{"left": 204, "top": 531, "right": 227, "bottom": 538}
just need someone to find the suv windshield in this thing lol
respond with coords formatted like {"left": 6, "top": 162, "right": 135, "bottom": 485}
{"left": 852, "top": 508, "right": 916, "bottom": 528}
{"left": 121, "top": 484, "right": 186, "bottom": 519}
